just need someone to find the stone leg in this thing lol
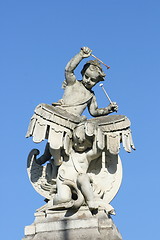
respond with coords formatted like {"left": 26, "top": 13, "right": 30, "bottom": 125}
{"left": 53, "top": 178, "right": 72, "bottom": 205}
{"left": 77, "top": 173, "right": 99, "bottom": 209}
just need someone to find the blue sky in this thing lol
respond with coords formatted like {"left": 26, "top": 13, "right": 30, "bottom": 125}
{"left": 1, "top": 1, "right": 160, "bottom": 239}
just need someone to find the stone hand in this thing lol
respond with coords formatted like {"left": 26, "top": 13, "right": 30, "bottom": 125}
{"left": 108, "top": 102, "right": 118, "bottom": 112}
{"left": 80, "top": 47, "right": 92, "bottom": 58}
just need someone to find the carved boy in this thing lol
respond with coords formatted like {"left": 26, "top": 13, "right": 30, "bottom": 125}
{"left": 52, "top": 125, "right": 114, "bottom": 213}
{"left": 36, "top": 47, "right": 118, "bottom": 166}
{"left": 53, "top": 46, "right": 118, "bottom": 116}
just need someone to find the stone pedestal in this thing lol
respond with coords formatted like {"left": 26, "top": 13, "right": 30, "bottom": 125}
{"left": 23, "top": 207, "right": 122, "bottom": 240}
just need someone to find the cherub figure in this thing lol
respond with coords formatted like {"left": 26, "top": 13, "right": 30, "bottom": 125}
{"left": 35, "top": 47, "right": 118, "bottom": 166}
{"left": 53, "top": 125, "right": 100, "bottom": 208}
{"left": 39, "top": 124, "right": 114, "bottom": 214}
{"left": 53, "top": 46, "right": 118, "bottom": 117}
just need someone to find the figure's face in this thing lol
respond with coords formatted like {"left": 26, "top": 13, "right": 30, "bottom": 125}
{"left": 73, "top": 138, "right": 92, "bottom": 152}
{"left": 73, "top": 124, "right": 94, "bottom": 152}
{"left": 82, "top": 67, "right": 100, "bottom": 89}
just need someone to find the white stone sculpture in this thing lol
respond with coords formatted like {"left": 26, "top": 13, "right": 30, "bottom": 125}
{"left": 26, "top": 47, "right": 135, "bottom": 215}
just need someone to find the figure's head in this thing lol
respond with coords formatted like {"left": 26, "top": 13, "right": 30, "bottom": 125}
{"left": 81, "top": 60, "right": 106, "bottom": 89}
{"left": 73, "top": 124, "right": 93, "bottom": 152}
{"left": 73, "top": 137, "right": 92, "bottom": 152}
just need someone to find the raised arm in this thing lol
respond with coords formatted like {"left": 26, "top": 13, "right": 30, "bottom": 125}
{"left": 88, "top": 95, "right": 118, "bottom": 117}
{"left": 65, "top": 47, "right": 92, "bottom": 85}
{"left": 86, "top": 135, "right": 101, "bottom": 162}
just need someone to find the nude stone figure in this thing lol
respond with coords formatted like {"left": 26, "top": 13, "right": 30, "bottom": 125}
{"left": 43, "top": 125, "right": 114, "bottom": 213}
{"left": 52, "top": 46, "right": 118, "bottom": 117}
{"left": 35, "top": 47, "right": 118, "bottom": 166}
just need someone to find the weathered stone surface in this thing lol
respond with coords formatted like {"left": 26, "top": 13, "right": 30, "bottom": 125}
{"left": 25, "top": 46, "right": 135, "bottom": 215}
{"left": 24, "top": 47, "right": 135, "bottom": 240}
{"left": 23, "top": 207, "right": 122, "bottom": 240}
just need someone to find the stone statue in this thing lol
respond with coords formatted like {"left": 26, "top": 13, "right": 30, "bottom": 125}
{"left": 53, "top": 46, "right": 118, "bottom": 117}
{"left": 24, "top": 47, "right": 135, "bottom": 240}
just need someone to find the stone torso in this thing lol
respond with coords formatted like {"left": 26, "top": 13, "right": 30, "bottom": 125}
{"left": 61, "top": 80, "right": 93, "bottom": 116}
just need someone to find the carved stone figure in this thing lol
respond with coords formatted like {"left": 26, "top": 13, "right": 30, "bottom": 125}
{"left": 26, "top": 47, "right": 135, "bottom": 216}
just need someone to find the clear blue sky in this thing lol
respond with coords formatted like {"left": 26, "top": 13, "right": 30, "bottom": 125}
{"left": 1, "top": 1, "right": 160, "bottom": 239}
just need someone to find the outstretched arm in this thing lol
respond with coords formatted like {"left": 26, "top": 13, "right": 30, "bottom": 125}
{"left": 88, "top": 95, "right": 118, "bottom": 117}
{"left": 65, "top": 47, "right": 92, "bottom": 85}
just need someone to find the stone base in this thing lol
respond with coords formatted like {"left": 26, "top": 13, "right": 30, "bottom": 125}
{"left": 23, "top": 207, "right": 122, "bottom": 240}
